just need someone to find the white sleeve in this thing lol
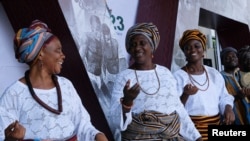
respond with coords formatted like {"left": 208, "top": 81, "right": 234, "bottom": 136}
{"left": 217, "top": 73, "right": 234, "bottom": 114}
{"left": 109, "top": 72, "right": 133, "bottom": 137}
{"left": 169, "top": 75, "right": 201, "bottom": 141}
{"left": 0, "top": 85, "right": 19, "bottom": 140}
{"left": 0, "top": 107, "right": 17, "bottom": 140}
{"left": 68, "top": 81, "right": 101, "bottom": 141}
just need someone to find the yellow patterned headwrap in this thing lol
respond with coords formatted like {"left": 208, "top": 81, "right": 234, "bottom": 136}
{"left": 125, "top": 22, "right": 160, "bottom": 53}
{"left": 179, "top": 29, "right": 206, "bottom": 51}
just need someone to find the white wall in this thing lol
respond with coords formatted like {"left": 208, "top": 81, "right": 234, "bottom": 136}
{"left": 0, "top": 3, "right": 28, "bottom": 96}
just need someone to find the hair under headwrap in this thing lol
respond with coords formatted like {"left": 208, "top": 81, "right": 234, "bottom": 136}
{"left": 220, "top": 46, "right": 237, "bottom": 60}
{"left": 179, "top": 29, "right": 207, "bottom": 51}
{"left": 14, "top": 19, "right": 53, "bottom": 64}
{"left": 125, "top": 22, "right": 160, "bottom": 53}
{"left": 238, "top": 45, "right": 250, "bottom": 65}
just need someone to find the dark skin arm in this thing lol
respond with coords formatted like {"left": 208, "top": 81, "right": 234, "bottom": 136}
{"left": 181, "top": 84, "right": 198, "bottom": 105}
{"left": 182, "top": 84, "right": 203, "bottom": 141}
{"left": 121, "top": 79, "right": 140, "bottom": 122}
{"left": 4, "top": 121, "right": 109, "bottom": 141}
{"left": 5, "top": 120, "right": 25, "bottom": 141}
{"left": 222, "top": 104, "right": 235, "bottom": 125}
{"left": 95, "top": 133, "right": 109, "bottom": 141}
{"left": 196, "top": 137, "right": 203, "bottom": 141}
{"left": 180, "top": 93, "right": 189, "bottom": 105}
{"left": 240, "top": 87, "right": 250, "bottom": 100}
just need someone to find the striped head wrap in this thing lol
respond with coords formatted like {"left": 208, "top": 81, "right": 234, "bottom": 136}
{"left": 179, "top": 29, "right": 207, "bottom": 51}
{"left": 125, "top": 22, "right": 160, "bottom": 53}
{"left": 14, "top": 19, "right": 53, "bottom": 64}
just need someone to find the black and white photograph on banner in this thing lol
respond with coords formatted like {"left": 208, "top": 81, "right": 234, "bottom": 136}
{"left": 59, "top": 0, "right": 139, "bottom": 139}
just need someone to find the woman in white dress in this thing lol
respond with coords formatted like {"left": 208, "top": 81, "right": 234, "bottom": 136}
{"left": 109, "top": 22, "right": 202, "bottom": 141}
{"left": 173, "top": 29, "right": 235, "bottom": 141}
{"left": 0, "top": 19, "right": 108, "bottom": 141}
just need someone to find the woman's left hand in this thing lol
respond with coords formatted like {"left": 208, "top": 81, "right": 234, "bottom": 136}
{"left": 223, "top": 105, "right": 235, "bottom": 125}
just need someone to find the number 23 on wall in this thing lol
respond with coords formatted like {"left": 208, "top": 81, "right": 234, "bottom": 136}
{"left": 110, "top": 14, "right": 124, "bottom": 31}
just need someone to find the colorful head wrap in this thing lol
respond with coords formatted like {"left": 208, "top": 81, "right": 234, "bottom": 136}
{"left": 179, "top": 29, "right": 207, "bottom": 51}
{"left": 125, "top": 22, "right": 160, "bottom": 53}
{"left": 14, "top": 19, "right": 53, "bottom": 64}
{"left": 220, "top": 46, "right": 237, "bottom": 60}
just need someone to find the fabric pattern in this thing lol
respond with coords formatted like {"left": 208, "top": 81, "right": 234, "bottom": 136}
{"left": 0, "top": 76, "right": 99, "bottom": 140}
{"left": 109, "top": 64, "right": 201, "bottom": 141}
{"left": 221, "top": 70, "right": 250, "bottom": 125}
{"left": 14, "top": 20, "right": 53, "bottom": 63}
{"left": 121, "top": 110, "right": 184, "bottom": 141}
{"left": 173, "top": 65, "right": 234, "bottom": 116}
{"left": 190, "top": 114, "right": 220, "bottom": 141}
{"left": 220, "top": 70, "right": 241, "bottom": 97}
{"left": 125, "top": 22, "right": 160, "bottom": 53}
{"left": 179, "top": 29, "right": 206, "bottom": 51}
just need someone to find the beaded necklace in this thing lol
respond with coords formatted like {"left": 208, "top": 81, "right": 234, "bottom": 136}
{"left": 134, "top": 68, "right": 160, "bottom": 95}
{"left": 185, "top": 65, "right": 209, "bottom": 91}
{"left": 25, "top": 70, "right": 62, "bottom": 114}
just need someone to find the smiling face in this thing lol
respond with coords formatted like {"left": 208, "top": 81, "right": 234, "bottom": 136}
{"left": 128, "top": 34, "right": 153, "bottom": 66}
{"left": 183, "top": 39, "right": 204, "bottom": 63}
{"left": 40, "top": 36, "right": 65, "bottom": 74}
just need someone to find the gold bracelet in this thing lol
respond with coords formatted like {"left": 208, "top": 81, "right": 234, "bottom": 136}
{"left": 120, "top": 98, "right": 133, "bottom": 109}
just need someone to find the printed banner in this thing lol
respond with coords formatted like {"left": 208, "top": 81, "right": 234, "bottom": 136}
{"left": 59, "top": 0, "right": 138, "bottom": 139}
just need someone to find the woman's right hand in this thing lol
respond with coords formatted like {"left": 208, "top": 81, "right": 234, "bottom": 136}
{"left": 181, "top": 84, "right": 198, "bottom": 105}
{"left": 5, "top": 120, "right": 26, "bottom": 141}
{"left": 183, "top": 83, "right": 198, "bottom": 95}
{"left": 122, "top": 79, "right": 140, "bottom": 106}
